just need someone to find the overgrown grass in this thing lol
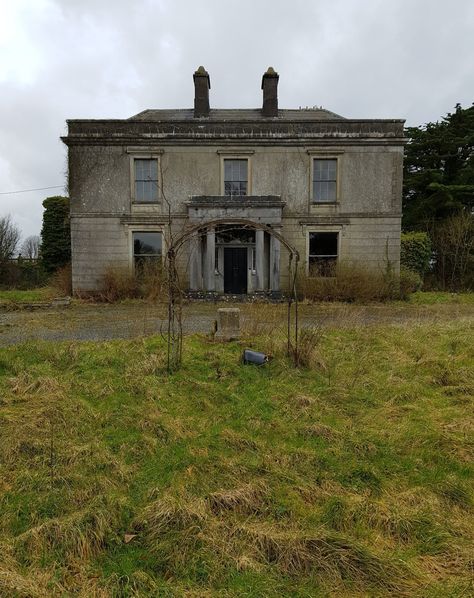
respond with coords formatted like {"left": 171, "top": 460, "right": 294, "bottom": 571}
{"left": 0, "top": 287, "right": 56, "bottom": 305}
{"left": 0, "top": 320, "right": 473, "bottom": 596}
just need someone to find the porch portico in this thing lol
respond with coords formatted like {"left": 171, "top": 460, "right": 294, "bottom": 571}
{"left": 186, "top": 197, "right": 285, "bottom": 294}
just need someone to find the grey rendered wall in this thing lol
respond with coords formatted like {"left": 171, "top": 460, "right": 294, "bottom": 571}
{"left": 69, "top": 142, "right": 403, "bottom": 293}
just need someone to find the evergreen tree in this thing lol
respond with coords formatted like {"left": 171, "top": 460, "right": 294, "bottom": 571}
{"left": 403, "top": 105, "right": 474, "bottom": 289}
{"left": 403, "top": 104, "right": 474, "bottom": 231}
{"left": 40, "top": 196, "right": 71, "bottom": 273}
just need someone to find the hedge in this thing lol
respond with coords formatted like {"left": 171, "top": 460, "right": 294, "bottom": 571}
{"left": 400, "top": 232, "right": 432, "bottom": 276}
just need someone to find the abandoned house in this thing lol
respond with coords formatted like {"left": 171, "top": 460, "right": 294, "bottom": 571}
{"left": 62, "top": 67, "right": 405, "bottom": 295}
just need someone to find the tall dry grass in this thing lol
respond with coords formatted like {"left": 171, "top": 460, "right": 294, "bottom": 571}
{"left": 300, "top": 262, "right": 420, "bottom": 302}
{"left": 98, "top": 262, "right": 167, "bottom": 302}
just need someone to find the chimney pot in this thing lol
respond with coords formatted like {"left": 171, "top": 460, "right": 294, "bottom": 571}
{"left": 193, "top": 66, "right": 211, "bottom": 118}
{"left": 261, "top": 66, "right": 279, "bottom": 117}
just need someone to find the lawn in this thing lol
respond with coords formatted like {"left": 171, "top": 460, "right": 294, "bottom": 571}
{"left": 0, "top": 320, "right": 473, "bottom": 596}
{"left": 0, "top": 287, "right": 56, "bottom": 306}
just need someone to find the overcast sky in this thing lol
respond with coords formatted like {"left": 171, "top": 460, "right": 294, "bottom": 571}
{"left": 1, "top": 0, "right": 473, "bottom": 241}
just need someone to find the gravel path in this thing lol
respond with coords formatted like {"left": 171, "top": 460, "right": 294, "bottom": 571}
{"left": 0, "top": 301, "right": 473, "bottom": 346}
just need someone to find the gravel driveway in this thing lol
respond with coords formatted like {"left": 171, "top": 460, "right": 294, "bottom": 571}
{"left": 0, "top": 300, "right": 473, "bottom": 346}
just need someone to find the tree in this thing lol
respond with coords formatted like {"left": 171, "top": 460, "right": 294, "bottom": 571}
{"left": 403, "top": 104, "right": 474, "bottom": 289}
{"left": 403, "top": 103, "right": 474, "bottom": 231}
{"left": 20, "top": 235, "right": 41, "bottom": 260}
{"left": 40, "top": 196, "right": 71, "bottom": 273}
{"left": 0, "top": 215, "right": 21, "bottom": 263}
{"left": 432, "top": 212, "right": 474, "bottom": 291}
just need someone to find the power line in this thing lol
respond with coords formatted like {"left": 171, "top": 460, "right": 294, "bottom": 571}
{"left": 0, "top": 185, "right": 64, "bottom": 195}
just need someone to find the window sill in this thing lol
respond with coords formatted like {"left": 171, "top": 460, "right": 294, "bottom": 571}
{"left": 131, "top": 202, "right": 161, "bottom": 213}
{"left": 311, "top": 201, "right": 339, "bottom": 206}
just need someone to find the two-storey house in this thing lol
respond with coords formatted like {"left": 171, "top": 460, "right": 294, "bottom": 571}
{"left": 62, "top": 67, "right": 405, "bottom": 295}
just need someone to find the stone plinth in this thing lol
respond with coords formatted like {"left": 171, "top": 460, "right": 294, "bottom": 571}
{"left": 215, "top": 308, "right": 240, "bottom": 341}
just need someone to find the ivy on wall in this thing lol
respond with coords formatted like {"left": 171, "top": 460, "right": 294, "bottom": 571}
{"left": 40, "top": 196, "right": 71, "bottom": 273}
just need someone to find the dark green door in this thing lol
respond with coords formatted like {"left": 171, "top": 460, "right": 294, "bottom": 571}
{"left": 224, "top": 247, "right": 247, "bottom": 294}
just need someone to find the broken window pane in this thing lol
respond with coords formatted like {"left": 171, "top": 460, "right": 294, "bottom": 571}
{"left": 133, "top": 231, "right": 162, "bottom": 275}
{"left": 308, "top": 232, "right": 338, "bottom": 277}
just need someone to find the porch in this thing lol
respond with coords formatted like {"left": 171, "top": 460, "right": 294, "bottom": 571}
{"left": 186, "top": 196, "right": 285, "bottom": 295}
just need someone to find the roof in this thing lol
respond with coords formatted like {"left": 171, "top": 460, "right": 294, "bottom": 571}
{"left": 128, "top": 108, "right": 346, "bottom": 121}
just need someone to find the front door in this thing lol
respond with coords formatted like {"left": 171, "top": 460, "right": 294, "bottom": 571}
{"left": 224, "top": 247, "right": 247, "bottom": 294}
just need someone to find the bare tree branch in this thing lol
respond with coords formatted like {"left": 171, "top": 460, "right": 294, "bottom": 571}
{"left": 0, "top": 215, "right": 21, "bottom": 262}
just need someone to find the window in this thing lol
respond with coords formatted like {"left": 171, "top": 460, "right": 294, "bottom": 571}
{"left": 224, "top": 159, "right": 248, "bottom": 196}
{"left": 308, "top": 232, "right": 338, "bottom": 277}
{"left": 134, "top": 159, "right": 159, "bottom": 202}
{"left": 313, "top": 159, "right": 337, "bottom": 202}
{"left": 133, "top": 231, "right": 162, "bottom": 273}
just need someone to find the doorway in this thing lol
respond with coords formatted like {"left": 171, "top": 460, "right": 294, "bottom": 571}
{"left": 224, "top": 247, "right": 247, "bottom": 294}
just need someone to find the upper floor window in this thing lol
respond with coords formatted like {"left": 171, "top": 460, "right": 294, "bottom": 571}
{"left": 224, "top": 159, "right": 248, "bottom": 196}
{"left": 313, "top": 159, "right": 337, "bottom": 202}
{"left": 134, "top": 159, "right": 159, "bottom": 202}
{"left": 308, "top": 232, "right": 338, "bottom": 277}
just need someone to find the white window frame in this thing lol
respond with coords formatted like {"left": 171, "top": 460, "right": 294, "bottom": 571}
{"left": 127, "top": 148, "right": 164, "bottom": 204}
{"left": 307, "top": 150, "right": 343, "bottom": 204}
{"left": 217, "top": 150, "right": 254, "bottom": 196}
{"left": 306, "top": 229, "right": 341, "bottom": 278}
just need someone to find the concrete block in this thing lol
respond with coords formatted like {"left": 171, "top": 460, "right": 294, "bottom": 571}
{"left": 215, "top": 308, "right": 240, "bottom": 341}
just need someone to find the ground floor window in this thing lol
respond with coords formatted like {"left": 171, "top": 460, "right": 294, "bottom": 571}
{"left": 133, "top": 231, "right": 162, "bottom": 274}
{"left": 308, "top": 232, "right": 338, "bottom": 277}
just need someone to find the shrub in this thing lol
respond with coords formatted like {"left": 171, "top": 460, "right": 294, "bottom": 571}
{"left": 0, "top": 259, "right": 47, "bottom": 290}
{"left": 50, "top": 264, "right": 72, "bottom": 296}
{"left": 300, "top": 263, "right": 398, "bottom": 303}
{"left": 431, "top": 212, "right": 474, "bottom": 291}
{"left": 137, "top": 260, "right": 166, "bottom": 301}
{"left": 400, "top": 232, "right": 432, "bottom": 277}
{"left": 300, "top": 262, "right": 421, "bottom": 303}
{"left": 100, "top": 267, "right": 140, "bottom": 302}
{"left": 399, "top": 266, "right": 422, "bottom": 300}
{"left": 98, "top": 262, "right": 166, "bottom": 302}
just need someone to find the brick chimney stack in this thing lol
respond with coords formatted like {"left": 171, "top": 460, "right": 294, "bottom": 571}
{"left": 261, "top": 67, "right": 279, "bottom": 117}
{"left": 193, "top": 66, "right": 211, "bottom": 118}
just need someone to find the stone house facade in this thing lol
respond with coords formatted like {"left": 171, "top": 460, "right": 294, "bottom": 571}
{"left": 62, "top": 67, "right": 405, "bottom": 296}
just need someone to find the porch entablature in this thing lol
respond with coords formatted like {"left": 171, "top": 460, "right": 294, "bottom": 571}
{"left": 186, "top": 195, "right": 285, "bottom": 224}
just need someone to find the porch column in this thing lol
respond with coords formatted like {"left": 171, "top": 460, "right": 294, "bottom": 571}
{"left": 270, "top": 234, "right": 281, "bottom": 292}
{"left": 205, "top": 227, "right": 215, "bottom": 291}
{"left": 256, "top": 229, "right": 265, "bottom": 291}
{"left": 189, "top": 235, "right": 202, "bottom": 291}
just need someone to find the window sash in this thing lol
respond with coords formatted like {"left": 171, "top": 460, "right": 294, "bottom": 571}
{"left": 313, "top": 159, "right": 337, "bottom": 202}
{"left": 134, "top": 159, "right": 159, "bottom": 202}
{"left": 224, "top": 159, "right": 248, "bottom": 196}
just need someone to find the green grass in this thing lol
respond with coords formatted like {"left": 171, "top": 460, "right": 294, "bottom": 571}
{"left": 0, "top": 320, "right": 473, "bottom": 596}
{"left": 408, "top": 291, "right": 474, "bottom": 305}
{"left": 0, "top": 287, "right": 56, "bottom": 305}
